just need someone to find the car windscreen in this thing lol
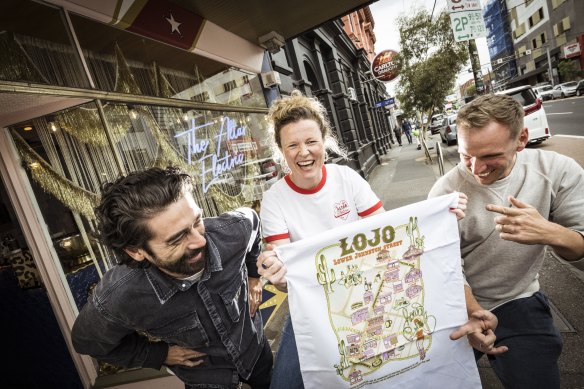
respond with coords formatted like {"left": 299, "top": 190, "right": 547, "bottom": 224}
{"left": 507, "top": 88, "right": 536, "bottom": 107}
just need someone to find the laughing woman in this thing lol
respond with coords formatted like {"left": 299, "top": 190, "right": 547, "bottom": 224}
{"left": 257, "top": 90, "right": 385, "bottom": 388}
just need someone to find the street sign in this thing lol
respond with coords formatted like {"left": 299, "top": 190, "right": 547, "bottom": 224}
{"left": 447, "top": 0, "right": 487, "bottom": 42}
{"left": 449, "top": 9, "right": 487, "bottom": 42}
{"left": 374, "top": 97, "right": 395, "bottom": 108}
{"left": 446, "top": 0, "right": 481, "bottom": 12}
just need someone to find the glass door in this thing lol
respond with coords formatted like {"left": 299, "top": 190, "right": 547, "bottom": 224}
{"left": 0, "top": 173, "right": 83, "bottom": 388}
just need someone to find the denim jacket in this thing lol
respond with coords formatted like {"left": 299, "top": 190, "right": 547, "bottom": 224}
{"left": 72, "top": 208, "right": 265, "bottom": 388}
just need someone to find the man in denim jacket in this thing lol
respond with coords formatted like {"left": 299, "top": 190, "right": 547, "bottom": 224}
{"left": 72, "top": 167, "right": 272, "bottom": 388}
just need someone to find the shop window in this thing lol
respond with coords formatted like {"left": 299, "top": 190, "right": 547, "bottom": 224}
{"left": 9, "top": 100, "right": 275, "bottom": 275}
{"left": 0, "top": 0, "right": 90, "bottom": 87}
{"left": 69, "top": 14, "right": 266, "bottom": 109}
{"left": 8, "top": 97, "right": 276, "bottom": 380}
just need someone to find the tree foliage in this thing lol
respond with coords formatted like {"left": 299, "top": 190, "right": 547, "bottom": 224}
{"left": 558, "top": 59, "right": 583, "bottom": 82}
{"left": 395, "top": 9, "right": 468, "bottom": 128}
{"left": 465, "top": 84, "right": 477, "bottom": 97}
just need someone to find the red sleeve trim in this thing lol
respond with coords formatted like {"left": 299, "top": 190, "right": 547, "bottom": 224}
{"left": 358, "top": 201, "right": 383, "bottom": 217}
{"left": 264, "top": 233, "right": 290, "bottom": 242}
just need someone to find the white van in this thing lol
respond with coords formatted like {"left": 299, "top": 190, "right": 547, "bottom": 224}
{"left": 496, "top": 85, "right": 551, "bottom": 144}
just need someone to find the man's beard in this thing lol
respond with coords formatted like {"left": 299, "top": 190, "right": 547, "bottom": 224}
{"left": 152, "top": 247, "right": 206, "bottom": 277}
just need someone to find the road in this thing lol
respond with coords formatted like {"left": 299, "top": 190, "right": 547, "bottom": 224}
{"left": 543, "top": 95, "right": 584, "bottom": 137}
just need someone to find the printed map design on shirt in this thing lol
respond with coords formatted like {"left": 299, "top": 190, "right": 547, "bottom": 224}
{"left": 314, "top": 217, "right": 435, "bottom": 386}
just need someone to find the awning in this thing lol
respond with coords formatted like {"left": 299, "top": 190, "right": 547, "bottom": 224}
{"left": 47, "top": 0, "right": 376, "bottom": 73}
{"left": 507, "top": 66, "right": 547, "bottom": 85}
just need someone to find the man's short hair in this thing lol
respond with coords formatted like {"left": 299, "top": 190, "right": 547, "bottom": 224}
{"left": 456, "top": 94, "right": 524, "bottom": 139}
{"left": 95, "top": 167, "right": 193, "bottom": 267}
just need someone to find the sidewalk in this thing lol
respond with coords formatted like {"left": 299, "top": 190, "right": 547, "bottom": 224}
{"left": 368, "top": 137, "right": 450, "bottom": 208}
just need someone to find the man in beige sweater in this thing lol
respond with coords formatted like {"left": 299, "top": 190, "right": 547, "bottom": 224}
{"left": 429, "top": 94, "right": 584, "bottom": 388}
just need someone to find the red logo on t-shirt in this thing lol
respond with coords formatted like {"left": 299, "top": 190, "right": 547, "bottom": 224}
{"left": 334, "top": 200, "right": 350, "bottom": 220}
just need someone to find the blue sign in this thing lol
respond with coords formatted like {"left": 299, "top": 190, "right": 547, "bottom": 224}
{"left": 375, "top": 97, "right": 395, "bottom": 108}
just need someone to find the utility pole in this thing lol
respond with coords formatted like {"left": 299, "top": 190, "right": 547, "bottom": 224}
{"left": 469, "top": 39, "right": 485, "bottom": 94}
{"left": 446, "top": 0, "right": 487, "bottom": 93}
{"left": 546, "top": 47, "right": 554, "bottom": 86}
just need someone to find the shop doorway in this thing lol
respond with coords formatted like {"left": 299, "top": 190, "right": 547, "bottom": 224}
{"left": 0, "top": 162, "right": 82, "bottom": 388}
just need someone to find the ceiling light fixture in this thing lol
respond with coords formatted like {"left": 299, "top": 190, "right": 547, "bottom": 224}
{"left": 127, "top": 104, "right": 138, "bottom": 119}
{"left": 47, "top": 115, "right": 58, "bottom": 132}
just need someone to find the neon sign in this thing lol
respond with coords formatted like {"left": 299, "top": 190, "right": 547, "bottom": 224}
{"left": 175, "top": 116, "right": 247, "bottom": 193}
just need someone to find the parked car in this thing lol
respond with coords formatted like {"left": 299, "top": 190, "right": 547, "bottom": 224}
{"left": 552, "top": 81, "right": 578, "bottom": 98}
{"left": 429, "top": 114, "right": 445, "bottom": 134}
{"left": 439, "top": 114, "right": 457, "bottom": 146}
{"left": 534, "top": 85, "right": 554, "bottom": 101}
{"left": 576, "top": 80, "right": 584, "bottom": 96}
{"left": 496, "top": 85, "right": 550, "bottom": 144}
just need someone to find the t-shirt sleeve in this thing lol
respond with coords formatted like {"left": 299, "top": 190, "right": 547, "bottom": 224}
{"left": 551, "top": 156, "right": 584, "bottom": 235}
{"left": 344, "top": 166, "right": 383, "bottom": 216}
{"left": 550, "top": 156, "right": 584, "bottom": 262}
{"left": 260, "top": 187, "right": 290, "bottom": 242}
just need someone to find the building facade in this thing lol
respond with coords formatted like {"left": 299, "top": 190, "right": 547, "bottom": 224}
{"left": 0, "top": 1, "right": 387, "bottom": 387}
{"left": 484, "top": 0, "right": 518, "bottom": 88}
{"left": 499, "top": 0, "right": 584, "bottom": 87}
{"left": 341, "top": 7, "right": 377, "bottom": 62}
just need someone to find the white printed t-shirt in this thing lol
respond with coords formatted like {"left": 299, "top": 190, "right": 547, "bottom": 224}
{"left": 260, "top": 163, "right": 382, "bottom": 244}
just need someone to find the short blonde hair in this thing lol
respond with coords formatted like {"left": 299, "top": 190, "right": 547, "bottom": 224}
{"left": 456, "top": 94, "right": 524, "bottom": 139}
{"left": 266, "top": 90, "right": 347, "bottom": 162}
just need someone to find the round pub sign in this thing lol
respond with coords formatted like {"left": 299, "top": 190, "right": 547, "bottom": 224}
{"left": 371, "top": 50, "right": 400, "bottom": 82}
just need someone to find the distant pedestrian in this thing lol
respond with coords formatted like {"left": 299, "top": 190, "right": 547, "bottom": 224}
{"left": 429, "top": 94, "right": 584, "bottom": 389}
{"left": 412, "top": 128, "right": 421, "bottom": 150}
{"left": 402, "top": 120, "right": 413, "bottom": 144}
{"left": 393, "top": 125, "right": 402, "bottom": 146}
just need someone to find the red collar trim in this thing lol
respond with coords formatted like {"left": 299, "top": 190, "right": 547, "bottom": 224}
{"left": 284, "top": 165, "right": 327, "bottom": 194}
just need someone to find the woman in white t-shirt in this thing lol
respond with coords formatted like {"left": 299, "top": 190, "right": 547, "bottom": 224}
{"left": 257, "top": 91, "right": 385, "bottom": 389}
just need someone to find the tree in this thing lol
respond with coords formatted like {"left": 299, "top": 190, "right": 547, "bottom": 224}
{"left": 395, "top": 9, "right": 468, "bottom": 132}
{"left": 558, "top": 59, "right": 583, "bottom": 82}
{"left": 464, "top": 84, "right": 477, "bottom": 97}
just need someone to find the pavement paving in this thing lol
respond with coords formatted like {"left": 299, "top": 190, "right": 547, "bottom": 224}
{"left": 263, "top": 133, "right": 584, "bottom": 388}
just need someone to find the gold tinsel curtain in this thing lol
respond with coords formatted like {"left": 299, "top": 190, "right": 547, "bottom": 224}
{"left": 8, "top": 42, "right": 262, "bottom": 219}
{"left": 56, "top": 105, "right": 131, "bottom": 147}
{"left": 0, "top": 31, "right": 48, "bottom": 84}
{"left": 11, "top": 130, "right": 100, "bottom": 219}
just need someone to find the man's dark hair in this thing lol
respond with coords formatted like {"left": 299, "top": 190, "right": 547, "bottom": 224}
{"left": 95, "top": 166, "right": 193, "bottom": 267}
